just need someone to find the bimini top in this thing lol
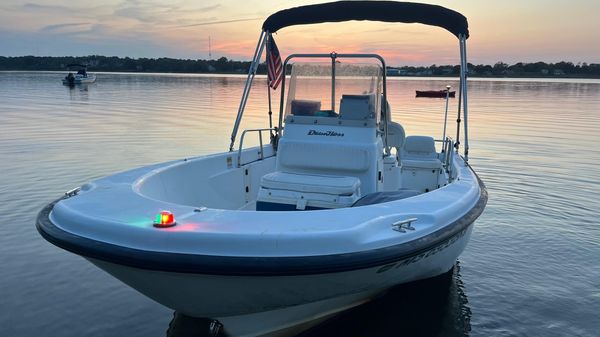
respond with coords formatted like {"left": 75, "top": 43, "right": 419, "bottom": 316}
{"left": 262, "top": 1, "right": 469, "bottom": 39}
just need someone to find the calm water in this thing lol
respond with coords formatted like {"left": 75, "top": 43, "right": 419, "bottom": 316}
{"left": 1, "top": 72, "right": 599, "bottom": 336}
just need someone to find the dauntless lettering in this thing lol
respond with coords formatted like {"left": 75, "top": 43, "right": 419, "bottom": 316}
{"left": 307, "top": 130, "right": 344, "bottom": 137}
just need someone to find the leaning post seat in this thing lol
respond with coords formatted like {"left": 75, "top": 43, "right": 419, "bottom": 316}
{"left": 256, "top": 172, "right": 361, "bottom": 211}
{"left": 400, "top": 135, "right": 443, "bottom": 192}
{"left": 256, "top": 133, "right": 372, "bottom": 211}
{"left": 256, "top": 93, "right": 383, "bottom": 211}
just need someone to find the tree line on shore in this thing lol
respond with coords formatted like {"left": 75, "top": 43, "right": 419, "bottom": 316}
{"left": 0, "top": 55, "right": 598, "bottom": 78}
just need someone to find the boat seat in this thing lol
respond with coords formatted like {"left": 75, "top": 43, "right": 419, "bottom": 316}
{"left": 402, "top": 159, "right": 441, "bottom": 169}
{"left": 290, "top": 99, "right": 321, "bottom": 116}
{"left": 278, "top": 140, "right": 370, "bottom": 173}
{"left": 401, "top": 135, "right": 439, "bottom": 159}
{"left": 261, "top": 172, "right": 360, "bottom": 195}
{"left": 257, "top": 172, "right": 361, "bottom": 211}
{"left": 339, "top": 94, "right": 375, "bottom": 120}
{"left": 400, "top": 136, "right": 442, "bottom": 192}
{"left": 387, "top": 121, "right": 406, "bottom": 155}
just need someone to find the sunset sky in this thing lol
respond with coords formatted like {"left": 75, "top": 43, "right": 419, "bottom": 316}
{"left": 0, "top": 0, "right": 598, "bottom": 66}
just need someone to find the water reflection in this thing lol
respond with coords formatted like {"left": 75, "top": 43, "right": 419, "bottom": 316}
{"left": 67, "top": 83, "right": 90, "bottom": 101}
{"left": 301, "top": 262, "right": 471, "bottom": 337}
{"left": 166, "top": 263, "right": 471, "bottom": 337}
{"left": 167, "top": 314, "right": 227, "bottom": 337}
{"left": 2, "top": 72, "right": 599, "bottom": 336}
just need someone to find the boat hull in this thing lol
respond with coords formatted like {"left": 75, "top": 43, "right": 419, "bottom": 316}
{"left": 415, "top": 90, "right": 456, "bottom": 98}
{"left": 87, "top": 225, "right": 472, "bottom": 336}
{"left": 62, "top": 75, "right": 96, "bottom": 85}
{"left": 36, "top": 148, "right": 486, "bottom": 336}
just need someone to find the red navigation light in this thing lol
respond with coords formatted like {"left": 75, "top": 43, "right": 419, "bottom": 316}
{"left": 154, "top": 211, "right": 176, "bottom": 228}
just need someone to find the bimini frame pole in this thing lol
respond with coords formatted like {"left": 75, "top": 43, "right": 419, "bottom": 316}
{"left": 229, "top": 31, "right": 267, "bottom": 152}
{"left": 459, "top": 35, "right": 469, "bottom": 161}
{"left": 441, "top": 85, "right": 451, "bottom": 145}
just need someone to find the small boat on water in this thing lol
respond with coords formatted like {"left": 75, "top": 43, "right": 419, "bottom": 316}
{"left": 416, "top": 89, "right": 456, "bottom": 98}
{"left": 62, "top": 63, "right": 96, "bottom": 85}
{"left": 38, "top": 1, "right": 486, "bottom": 336}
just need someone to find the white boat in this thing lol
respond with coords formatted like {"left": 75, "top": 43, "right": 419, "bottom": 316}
{"left": 62, "top": 63, "right": 96, "bottom": 85}
{"left": 38, "top": 1, "right": 486, "bottom": 336}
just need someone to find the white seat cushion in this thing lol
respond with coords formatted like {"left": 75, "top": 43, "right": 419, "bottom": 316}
{"left": 402, "top": 135, "right": 437, "bottom": 159}
{"left": 402, "top": 158, "right": 442, "bottom": 169}
{"left": 387, "top": 122, "right": 406, "bottom": 150}
{"left": 278, "top": 141, "right": 370, "bottom": 172}
{"left": 261, "top": 172, "right": 360, "bottom": 196}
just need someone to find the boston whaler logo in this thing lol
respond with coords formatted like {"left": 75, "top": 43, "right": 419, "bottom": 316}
{"left": 307, "top": 130, "right": 344, "bottom": 137}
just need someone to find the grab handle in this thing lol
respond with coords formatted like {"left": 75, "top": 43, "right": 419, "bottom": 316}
{"left": 237, "top": 128, "right": 277, "bottom": 167}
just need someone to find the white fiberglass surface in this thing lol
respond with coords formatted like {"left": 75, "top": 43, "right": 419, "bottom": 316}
{"left": 134, "top": 148, "right": 277, "bottom": 210}
{"left": 49, "top": 153, "right": 480, "bottom": 256}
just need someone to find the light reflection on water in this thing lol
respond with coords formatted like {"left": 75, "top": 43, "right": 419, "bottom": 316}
{"left": 1, "top": 72, "right": 599, "bottom": 336}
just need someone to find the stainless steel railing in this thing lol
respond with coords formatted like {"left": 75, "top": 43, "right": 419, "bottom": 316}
{"left": 237, "top": 128, "right": 277, "bottom": 167}
{"left": 436, "top": 137, "right": 455, "bottom": 179}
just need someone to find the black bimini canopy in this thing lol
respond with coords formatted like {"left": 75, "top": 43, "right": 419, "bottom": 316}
{"left": 262, "top": 1, "right": 469, "bottom": 39}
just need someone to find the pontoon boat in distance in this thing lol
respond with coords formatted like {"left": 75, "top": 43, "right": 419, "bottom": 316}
{"left": 38, "top": 1, "right": 487, "bottom": 336}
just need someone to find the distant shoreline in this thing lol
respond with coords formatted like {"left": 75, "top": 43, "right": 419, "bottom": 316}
{"left": 2, "top": 70, "right": 600, "bottom": 81}
{"left": 1, "top": 56, "right": 599, "bottom": 79}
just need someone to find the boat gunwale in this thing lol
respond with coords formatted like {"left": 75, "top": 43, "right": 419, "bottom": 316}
{"left": 36, "top": 168, "right": 487, "bottom": 276}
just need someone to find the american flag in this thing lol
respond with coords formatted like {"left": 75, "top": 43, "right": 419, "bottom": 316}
{"left": 267, "top": 34, "right": 282, "bottom": 90}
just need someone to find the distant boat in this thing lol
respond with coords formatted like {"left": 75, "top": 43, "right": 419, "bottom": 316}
{"left": 416, "top": 90, "right": 455, "bottom": 98}
{"left": 62, "top": 64, "right": 96, "bottom": 85}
